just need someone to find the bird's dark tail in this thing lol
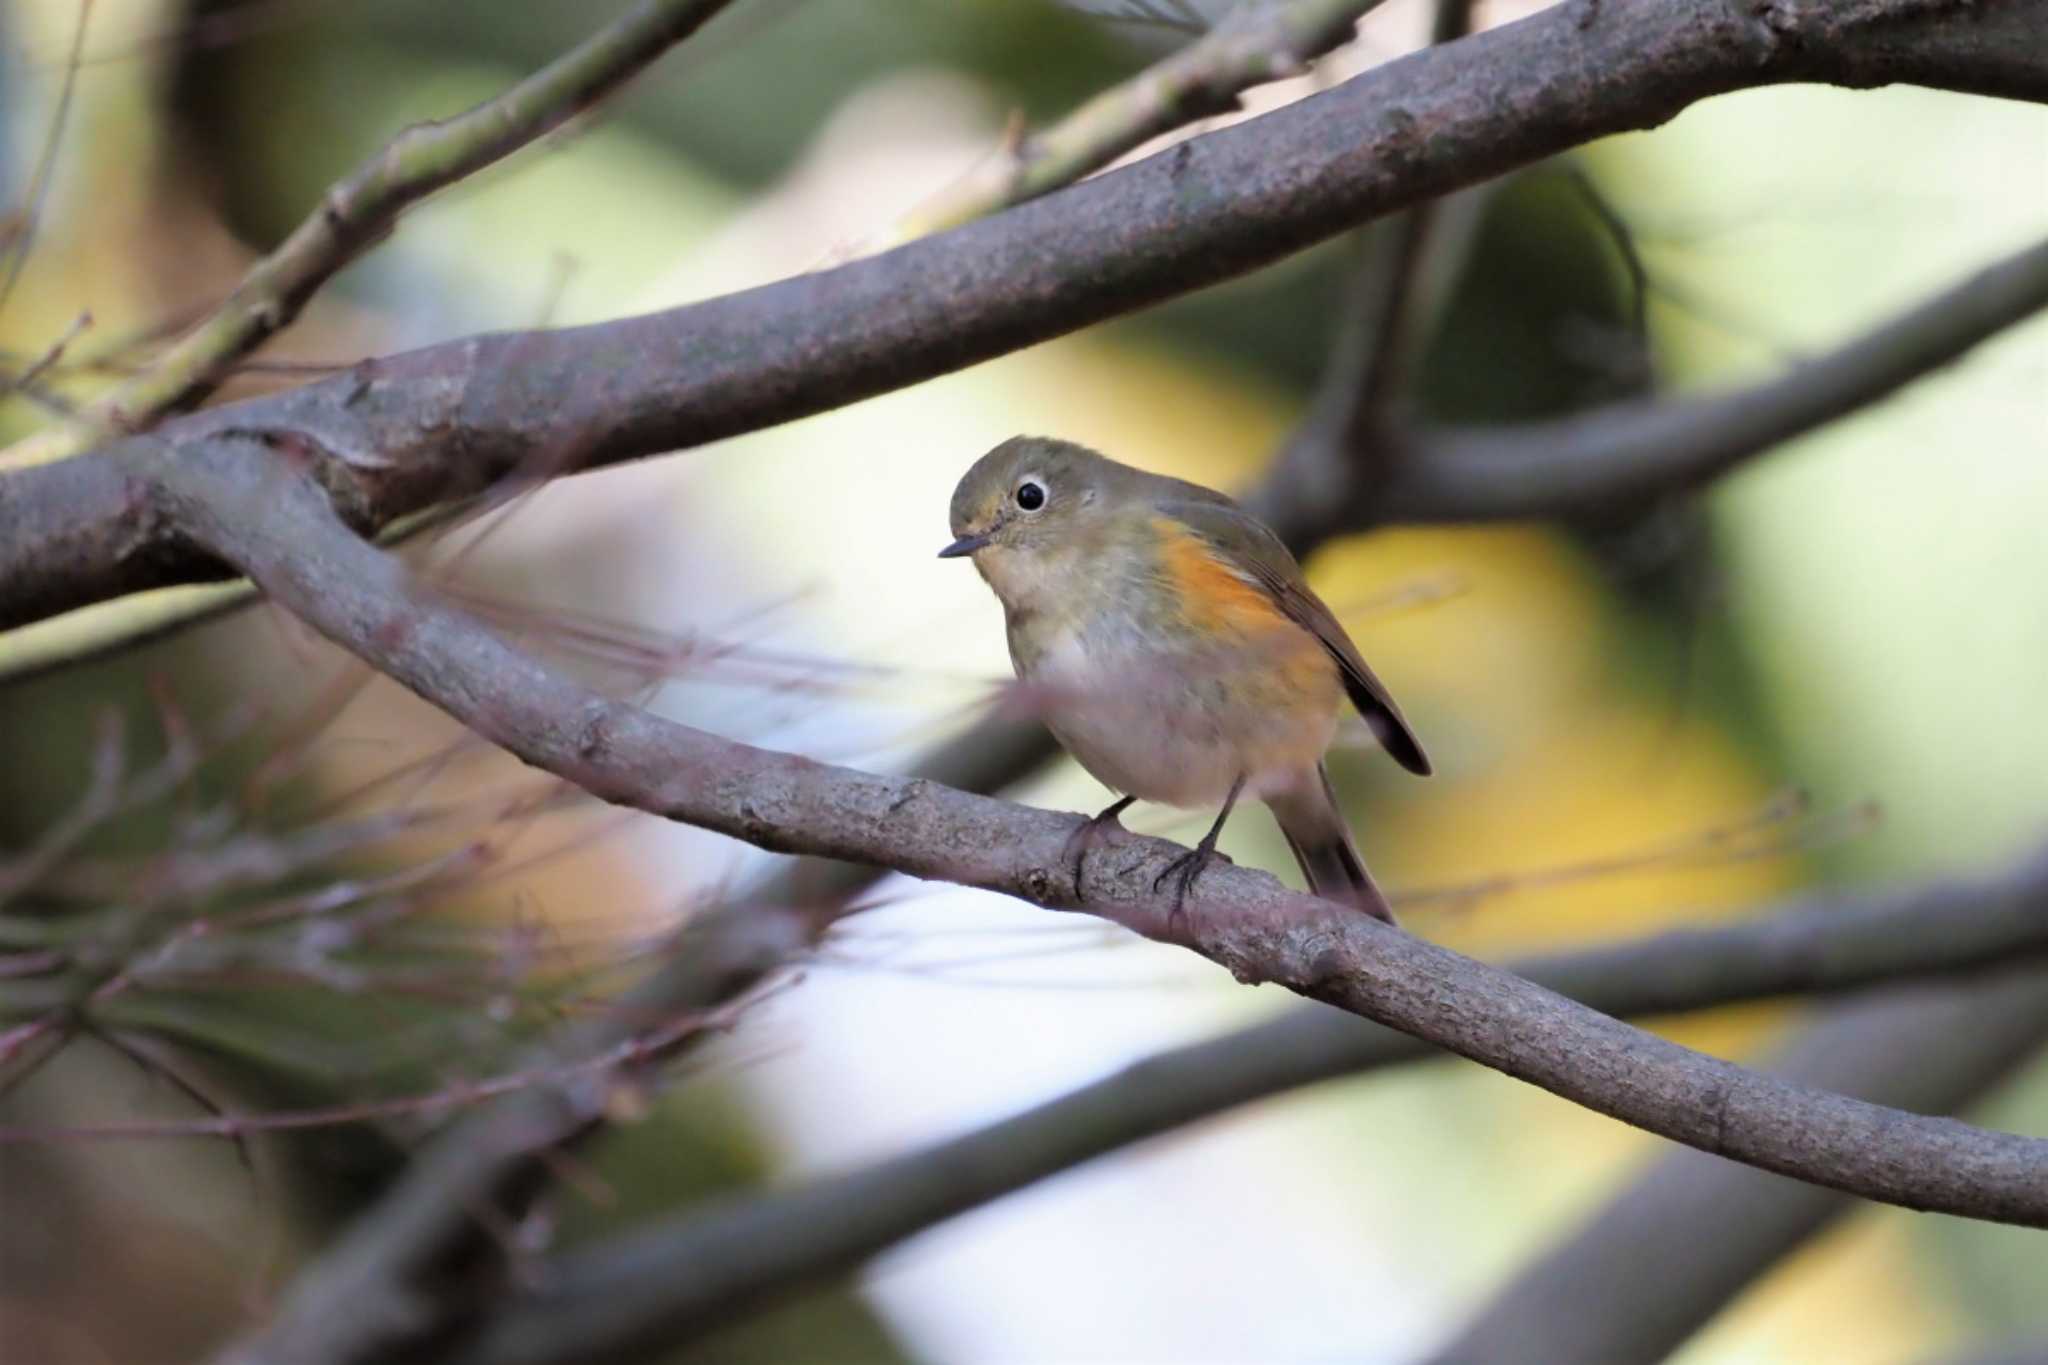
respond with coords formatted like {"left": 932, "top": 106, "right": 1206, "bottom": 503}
{"left": 1268, "top": 762, "right": 1396, "bottom": 924}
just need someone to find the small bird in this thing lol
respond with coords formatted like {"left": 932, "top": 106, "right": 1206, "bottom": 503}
{"left": 940, "top": 435, "right": 1430, "bottom": 923}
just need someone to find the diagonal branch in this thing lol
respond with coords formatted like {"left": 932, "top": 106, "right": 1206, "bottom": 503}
{"left": 437, "top": 857, "right": 2048, "bottom": 1365}
{"left": 1370, "top": 232, "right": 2048, "bottom": 524}
{"left": 144, "top": 438, "right": 2048, "bottom": 1233}
{"left": 2, "top": 0, "right": 742, "bottom": 468}
{"left": 1427, "top": 974, "right": 2048, "bottom": 1364}
{"left": 3, "top": 0, "right": 2045, "bottom": 637}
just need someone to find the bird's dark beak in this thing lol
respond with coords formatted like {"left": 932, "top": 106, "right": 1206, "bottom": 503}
{"left": 937, "top": 532, "right": 992, "bottom": 559}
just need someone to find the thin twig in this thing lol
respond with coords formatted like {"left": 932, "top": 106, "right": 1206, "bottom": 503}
{"left": 0, "top": 710, "right": 127, "bottom": 907}
{"left": 211, "top": 902, "right": 815, "bottom": 1365}
{"left": 0, "top": 311, "right": 92, "bottom": 398}
{"left": 0, "top": 1, "right": 93, "bottom": 321}
{"left": 0, "top": 1005, "right": 719, "bottom": 1144}
{"left": 906, "top": 0, "right": 1396, "bottom": 234}
{"left": 1250, "top": 0, "right": 1488, "bottom": 528}
{"left": 2, "top": 0, "right": 741, "bottom": 466}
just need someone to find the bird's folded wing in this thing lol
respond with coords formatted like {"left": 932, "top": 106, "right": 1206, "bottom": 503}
{"left": 1160, "top": 498, "right": 1432, "bottom": 777}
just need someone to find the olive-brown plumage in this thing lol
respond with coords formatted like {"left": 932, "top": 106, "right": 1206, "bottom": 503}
{"left": 940, "top": 435, "right": 1429, "bottom": 921}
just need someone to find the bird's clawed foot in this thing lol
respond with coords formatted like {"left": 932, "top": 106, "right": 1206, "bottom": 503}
{"left": 1154, "top": 775, "right": 1245, "bottom": 932}
{"left": 1152, "top": 830, "right": 1232, "bottom": 931}
{"left": 1064, "top": 794, "right": 1137, "bottom": 898}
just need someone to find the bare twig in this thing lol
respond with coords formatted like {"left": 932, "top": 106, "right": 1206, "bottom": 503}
{"left": 0, "top": 710, "right": 127, "bottom": 906}
{"left": 143, "top": 444, "right": 2048, "bottom": 1233}
{"left": 906, "top": 0, "right": 1395, "bottom": 234}
{"left": 1567, "top": 166, "right": 1653, "bottom": 356}
{"left": 1249, "top": 0, "right": 1490, "bottom": 529}
{"left": 0, "top": 1, "right": 93, "bottom": 321}
{"left": 0, "top": 311, "right": 93, "bottom": 398}
{"left": 211, "top": 900, "right": 813, "bottom": 1365}
{"left": 437, "top": 854, "right": 2048, "bottom": 1365}
{"left": 1, "top": 0, "right": 741, "bottom": 467}
{"left": 0, "top": 1005, "right": 721, "bottom": 1144}
{"left": 1059, "top": 0, "right": 1213, "bottom": 34}
{"left": 1339, "top": 207, "right": 1448, "bottom": 426}
{"left": 3, "top": 0, "right": 2044, "bottom": 638}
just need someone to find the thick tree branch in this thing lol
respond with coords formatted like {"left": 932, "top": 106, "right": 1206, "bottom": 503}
{"left": 141, "top": 441, "right": 2048, "bottom": 1232}
{"left": 438, "top": 857, "right": 2048, "bottom": 1365}
{"left": 751, "top": 712, "right": 1056, "bottom": 909}
{"left": 1429, "top": 974, "right": 2048, "bottom": 1365}
{"left": 3, "top": 0, "right": 2044, "bottom": 636}
{"left": 2, "top": 0, "right": 742, "bottom": 468}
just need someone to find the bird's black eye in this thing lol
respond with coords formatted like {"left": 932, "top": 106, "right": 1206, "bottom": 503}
{"left": 1015, "top": 480, "right": 1046, "bottom": 511}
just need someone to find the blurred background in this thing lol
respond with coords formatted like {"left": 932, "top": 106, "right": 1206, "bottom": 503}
{"left": 1, "top": 1, "right": 2044, "bottom": 1361}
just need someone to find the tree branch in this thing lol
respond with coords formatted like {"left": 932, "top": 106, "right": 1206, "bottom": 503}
{"left": 1, "top": 0, "right": 741, "bottom": 468}
{"left": 1428, "top": 973, "right": 2048, "bottom": 1364}
{"left": 437, "top": 855, "right": 2048, "bottom": 1365}
{"left": 1249, "top": 0, "right": 1492, "bottom": 532}
{"left": 3, "top": 0, "right": 2044, "bottom": 635}
{"left": 1369, "top": 232, "right": 2048, "bottom": 525}
{"left": 139, "top": 439, "right": 2048, "bottom": 1234}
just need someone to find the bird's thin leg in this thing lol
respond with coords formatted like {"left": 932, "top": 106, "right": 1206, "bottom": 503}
{"left": 1064, "top": 793, "right": 1137, "bottom": 897}
{"left": 1154, "top": 774, "right": 1246, "bottom": 928}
